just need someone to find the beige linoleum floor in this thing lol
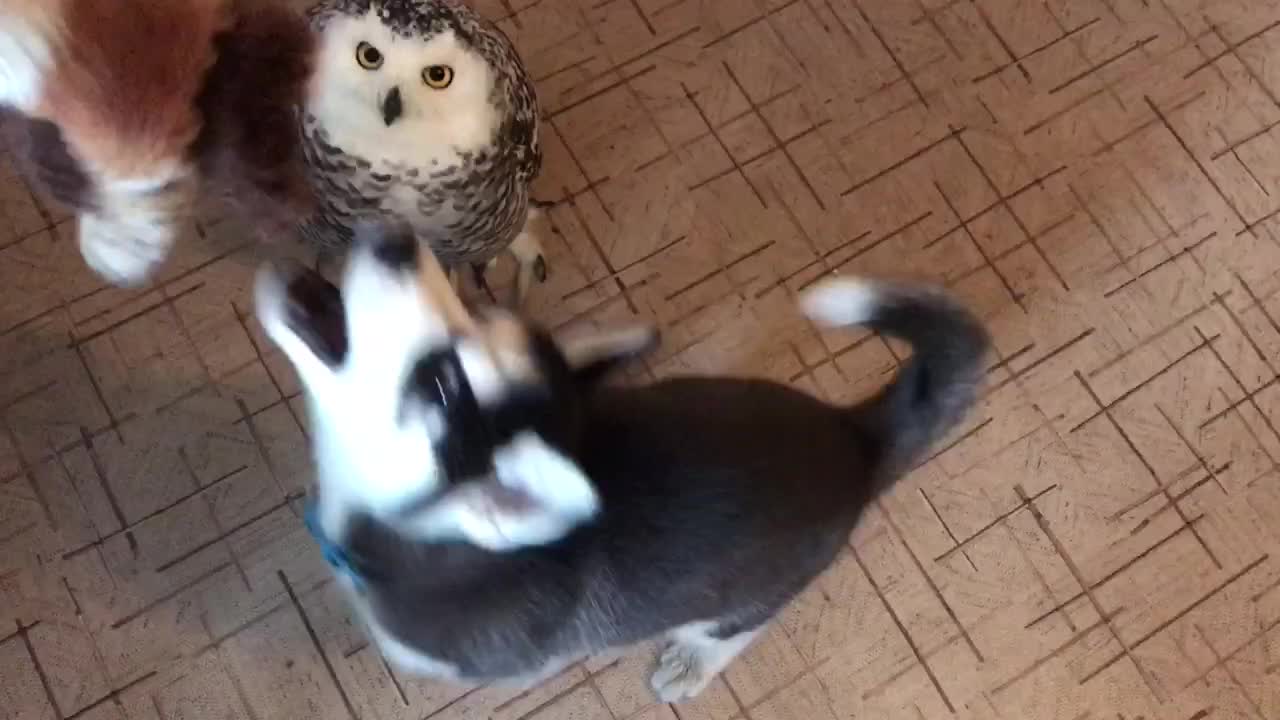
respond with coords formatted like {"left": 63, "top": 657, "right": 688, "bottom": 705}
{"left": 5, "top": 0, "right": 1280, "bottom": 718}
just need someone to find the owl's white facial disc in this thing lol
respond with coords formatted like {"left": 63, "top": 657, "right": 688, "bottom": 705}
{"left": 308, "top": 9, "right": 502, "bottom": 168}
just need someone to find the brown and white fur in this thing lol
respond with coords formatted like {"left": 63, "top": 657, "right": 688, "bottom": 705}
{"left": 0, "top": 0, "right": 315, "bottom": 284}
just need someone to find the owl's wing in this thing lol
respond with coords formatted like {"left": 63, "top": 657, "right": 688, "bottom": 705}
{"left": 505, "top": 79, "right": 542, "bottom": 186}
{"left": 515, "top": 131, "right": 543, "bottom": 185}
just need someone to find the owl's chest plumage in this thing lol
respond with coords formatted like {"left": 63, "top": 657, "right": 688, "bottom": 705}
{"left": 300, "top": 112, "right": 529, "bottom": 266}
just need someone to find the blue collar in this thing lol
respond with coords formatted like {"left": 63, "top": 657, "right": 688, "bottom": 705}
{"left": 304, "top": 499, "right": 366, "bottom": 590}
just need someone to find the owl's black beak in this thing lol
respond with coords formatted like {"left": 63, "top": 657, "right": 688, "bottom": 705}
{"left": 382, "top": 86, "right": 403, "bottom": 126}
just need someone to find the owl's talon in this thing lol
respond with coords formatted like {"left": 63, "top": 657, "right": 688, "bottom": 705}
{"left": 509, "top": 254, "right": 547, "bottom": 307}
{"left": 507, "top": 229, "right": 546, "bottom": 306}
{"left": 471, "top": 262, "right": 495, "bottom": 301}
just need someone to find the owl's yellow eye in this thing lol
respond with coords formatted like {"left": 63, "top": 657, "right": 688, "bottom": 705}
{"left": 356, "top": 42, "right": 383, "bottom": 70}
{"left": 422, "top": 65, "right": 454, "bottom": 89}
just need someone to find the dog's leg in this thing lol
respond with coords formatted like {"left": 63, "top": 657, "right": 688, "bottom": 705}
{"left": 650, "top": 621, "right": 760, "bottom": 703}
{"left": 500, "top": 655, "right": 577, "bottom": 691}
{"left": 364, "top": 614, "right": 463, "bottom": 682}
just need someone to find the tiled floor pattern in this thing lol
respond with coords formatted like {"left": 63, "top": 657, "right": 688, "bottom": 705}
{"left": 5, "top": 0, "right": 1280, "bottom": 718}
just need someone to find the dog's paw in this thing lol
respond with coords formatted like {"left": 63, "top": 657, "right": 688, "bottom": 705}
{"left": 650, "top": 642, "right": 713, "bottom": 703}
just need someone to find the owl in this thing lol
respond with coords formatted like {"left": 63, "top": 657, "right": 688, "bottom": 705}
{"left": 0, "top": 0, "right": 317, "bottom": 285}
{"left": 301, "top": 0, "right": 547, "bottom": 303}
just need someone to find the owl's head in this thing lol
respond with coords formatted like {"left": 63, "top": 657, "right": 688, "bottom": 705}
{"left": 307, "top": 0, "right": 516, "bottom": 160}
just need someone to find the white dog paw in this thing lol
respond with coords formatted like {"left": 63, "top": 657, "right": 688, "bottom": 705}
{"left": 650, "top": 642, "right": 713, "bottom": 703}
